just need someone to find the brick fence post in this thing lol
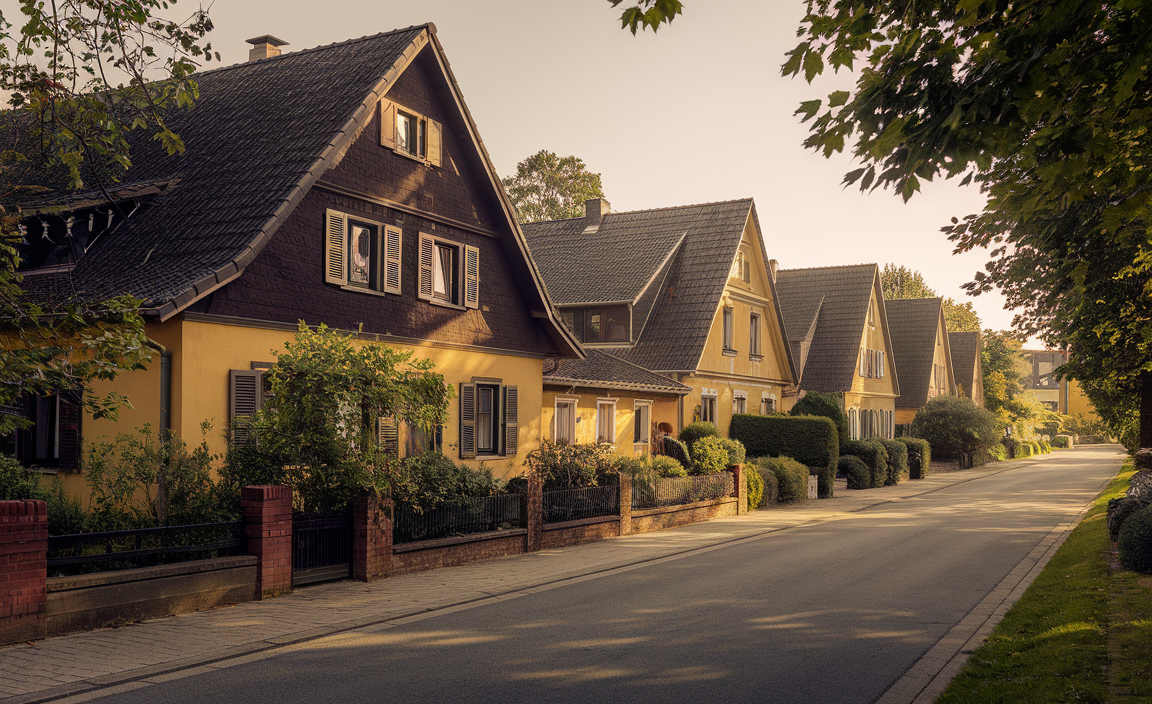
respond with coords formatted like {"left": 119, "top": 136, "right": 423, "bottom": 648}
{"left": 730, "top": 464, "right": 747, "bottom": 514}
{"left": 352, "top": 492, "right": 392, "bottom": 581}
{"left": 618, "top": 474, "right": 632, "bottom": 535}
{"left": 525, "top": 474, "right": 542, "bottom": 552}
{"left": 242, "top": 485, "right": 292, "bottom": 599}
{"left": 0, "top": 500, "right": 47, "bottom": 644}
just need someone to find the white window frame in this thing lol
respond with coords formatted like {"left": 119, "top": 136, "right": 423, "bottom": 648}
{"left": 633, "top": 400, "right": 652, "bottom": 447}
{"left": 554, "top": 397, "right": 578, "bottom": 444}
{"left": 749, "top": 313, "right": 762, "bottom": 357}
{"left": 733, "top": 390, "right": 748, "bottom": 415}
{"left": 722, "top": 307, "right": 735, "bottom": 352}
{"left": 596, "top": 398, "right": 618, "bottom": 444}
{"left": 701, "top": 393, "right": 718, "bottom": 425}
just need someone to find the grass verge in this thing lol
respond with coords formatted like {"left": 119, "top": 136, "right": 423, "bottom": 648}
{"left": 937, "top": 463, "right": 1152, "bottom": 703}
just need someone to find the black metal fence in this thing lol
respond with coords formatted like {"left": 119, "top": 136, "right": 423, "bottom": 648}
{"left": 292, "top": 511, "right": 352, "bottom": 586}
{"left": 543, "top": 485, "right": 619, "bottom": 523}
{"left": 394, "top": 494, "right": 523, "bottom": 544}
{"left": 631, "top": 473, "right": 734, "bottom": 510}
{"left": 47, "top": 522, "right": 245, "bottom": 576}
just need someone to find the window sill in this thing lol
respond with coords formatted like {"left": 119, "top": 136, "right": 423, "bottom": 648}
{"left": 392, "top": 147, "right": 432, "bottom": 167}
{"left": 749, "top": 354, "right": 763, "bottom": 362}
{"left": 340, "top": 285, "right": 392, "bottom": 298}
{"left": 425, "top": 297, "right": 467, "bottom": 311}
{"left": 722, "top": 349, "right": 738, "bottom": 357}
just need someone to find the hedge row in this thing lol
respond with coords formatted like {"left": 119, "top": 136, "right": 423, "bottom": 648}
{"left": 898, "top": 437, "right": 931, "bottom": 479}
{"left": 842, "top": 439, "right": 888, "bottom": 488}
{"left": 730, "top": 414, "right": 838, "bottom": 498}
{"left": 839, "top": 455, "right": 870, "bottom": 489}
{"left": 879, "top": 439, "right": 908, "bottom": 485}
{"left": 750, "top": 456, "right": 809, "bottom": 503}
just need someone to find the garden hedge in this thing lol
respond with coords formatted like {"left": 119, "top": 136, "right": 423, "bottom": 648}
{"left": 662, "top": 435, "right": 692, "bottom": 470}
{"left": 879, "top": 439, "right": 908, "bottom": 485}
{"left": 746, "top": 464, "right": 765, "bottom": 510}
{"left": 1052, "top": 435, "right": 1073, "bottom": 449}
{"left": 758, "top": 467, "right": 779, "bottom": 507}
{"left": 789, "top": 391, "right": 849, "bottom": 446}
{"left": 838, "top": 455, "right": 870, "bottom": 490}
{"left": 679, "top": 421, "right": 720, "bottom": 459}
{"left": 842, "top": 439, "right": 889, "bottom": 488}
{"left": 730, "top": 414, "right": 838, "bottom": 498}
{"left": 690, "top": 436, "right": 730, "bottom": 475}
{"left": 1118, "top": 504, "right": 1152, "bottom": 573}
{"left": 897, "top": 437, "right": 931, "bottom": 479}
{"left": 751, "top": 456, "right": 809, "bottom": 503}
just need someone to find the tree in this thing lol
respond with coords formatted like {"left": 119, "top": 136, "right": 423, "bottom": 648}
{"left": 502, "top": 150, "right": 609, "bottom": 223}
{"left": 787, "top": 1, "right": 1152, "bottom": 445}
{"left": 981, "top": 330, "right": 1033, "bottom": 428}
{"left": 609, "top": 0, "right": 683, "bottom": 34}
{"left": 880, "top": 264, "right": 982, "bottom": 333}
{"left": 0, "top": 1, "right": 216, "bottom": 436}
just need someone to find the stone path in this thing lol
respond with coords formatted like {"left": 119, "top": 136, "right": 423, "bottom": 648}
{"left": 0, "top": 455, "right": 1086, "bottom": 704}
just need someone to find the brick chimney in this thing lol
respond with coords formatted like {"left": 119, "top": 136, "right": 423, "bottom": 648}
{"left": 768, "top": 258, "right": 779, "bottom": 283}
{"left": 246, "top": 35, "right": 289, "bottom": 62}
{"left": 584, "top": 198, "right": 610, "bottom": 224}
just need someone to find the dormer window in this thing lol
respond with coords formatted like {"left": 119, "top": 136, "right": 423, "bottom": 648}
{"left": 559, "top": 306, "right": 630, "bottom": 343}
{"left": 731, "top": 250, "right": 750, "bottom": 283}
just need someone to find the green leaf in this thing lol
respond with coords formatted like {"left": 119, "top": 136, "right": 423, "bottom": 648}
{"left": 828, "top": 90, "right": 850, "bottom": 108}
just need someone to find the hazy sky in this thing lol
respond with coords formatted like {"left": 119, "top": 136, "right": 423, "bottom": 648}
{"left": 205, "top": 0, "right": 1022, "bottom": 334}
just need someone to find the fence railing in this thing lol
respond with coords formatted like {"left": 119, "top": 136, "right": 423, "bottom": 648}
{"left": 543, "top": 485, "right": 619, "bottom": 523}
{"left": 47, "top": 522, "right": 245, "bottom": 576}
{"left": 393, "top": 493, "right": 523, "bottom": 544}
{"left": 631, "top": 473, "right": 734, "bottom": 510}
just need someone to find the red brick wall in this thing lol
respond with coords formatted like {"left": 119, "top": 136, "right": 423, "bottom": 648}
{"left": 541, "top": 518, "right": 620, "bottom": 549}
{"left": 391, "top": 533, "right": 525, "bottom": 576}
{"left": 241, "top": 486, "right": 292, "bottom": 599}
{"left": 630, "top": 499, "right": 738, "bottom": 534}
{"left": 352, "top": 494, "right": 391, "bottom": 581}
{"left": 0, "top": 500, "right": 47, "bottom": 644}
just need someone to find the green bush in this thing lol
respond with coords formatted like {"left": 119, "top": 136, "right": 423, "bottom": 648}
{"left": 1018, "top": 442, "right": 1035, "bottom": 458}
{"left": 988, "top": 443, "right": 1008, "bottom": 462}
{"left": 690, "top": 436, "right": 730, "bottom": 475}
{"left": 759, "top": 468, "right": 779, "bottom": 506}
{"left": 730, "top": 414, "right": 837, "bottom": 498}
{"left": 1039, "top": 440, "right": 1051, "bottom": 453}
{"left": 746, "top": 464, "right": 764, "bottom": 510}
{"left": 790, "top": 391, "right": 849, "bottom": 447}
{"left": 650, "top": 455, "right": 687, "bottom": 477}
{"left": 898, "top": 437, "right": 931, "bottom": 479}
{"left": 842, "top": 439, "right": 889, "bottom": 488}
{"left": 1118, "top": 504, "right": 1152, "bottom": 573}
{"left": 401, "top": 452, "right": 503, "bottom": 510}
{"left": 45, "top": 480, "right": 86, "bottom": 536}
{"left": 751, "top": 456, "right": 809, "bottom": 503}
{"left": 839, "top": 455, "right": 871, "bottom": 490}
{"left": 1108, "top": 497, "right": 1148, "bottom": 543}
{"left": 1052, "top": 435, "right": 1072, "bottom": 449}
{"left": 661, "top": 436, "right": 692, "bottom": 470}
{"left": 879, "top": 439, "right": 908, "bottom": 485}
{"left": 0, "top": 455, "right": 48, "bottom": 501}
{"left": 911, "top": 395, "right": 1001, "bottom": 463}
{"left": 679, "top": 422, "right": 720, "bottom": 459}
{"left": 719, "top": 438, "right": 746, "bottom": 466}
{"left": 1001, "top": 436, "right": 1019, "bottom": 459}
{"left": 523, "top": 441, "right": 616, "bottom": 490}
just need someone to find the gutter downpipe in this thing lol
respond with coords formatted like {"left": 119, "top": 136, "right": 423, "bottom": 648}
{"left": 146, "top": 339, "right": 173, "bottom": 524}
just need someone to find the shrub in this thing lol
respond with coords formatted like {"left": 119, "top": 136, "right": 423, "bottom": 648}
{"left": 1108, "top": 497, "right": 1149, "bottom": 543}
{"left": 790, "top": 391, "right": 849, "bottom": 447}
{"left": 1118, "top": 504, "right": 1152, "bottom": 573}
{"left": 691, "top": 436, "right": 730, "bottom": 475}
{"left": 839, "top": 455, "right": 871, "bottom": 490}
{"left": 730, "top": 414, "right": 837, "bottom": 498}
{"left": 1052, "top": 435, "right": 1073, "bottom": 449}
{"left": 879, "top": 439, "right": 908, "bottom": 485}
{"left": 1039, "top": 440, "right": 1051, "bottom": 453}
{"left": 1001, "top": 436, "right": 1019, "bottom": 459}
{"left": 0, "top": 455, "right": 48, "bottom": 501}
{"left": 523, "top": 441, "right": 616, "bottom": 490}
{"left": 650, "top": 455, "right": 687, "bottom": 477}
{"left": 988, "top": 443, "right": 1008, "bottom": 462}
{"left": 679, "top": 422, "right": 720, "bottom": 459}
{"left": 746, "top": 465, "right": 764, "bottom": 510}
{"left": 45, "top": 480, "right": 86, "bottom": 536}
{"left": 842, "top": 439, "right": 889, "bottom": 488}
{"left": 662, "top": 436, "right": 692, "bottom": 470}
{"left": 911, "top": 395, "right": 1001, "bottom": 463}
{"left": 898, "top": 437, "right": 931, "bottom": 479}
{"left": 752, "top": 456, "right": 809, "bottom": 503}
{"left": 719, "top": 438, "right": 746, "bottom": 466}
{"left": 1017, "top": 442, "right": 1034, "bottom": 458}
{"left": 759, "top": 469, "right": 779, "bottom": 506}
{"left": 400, "top": 452, "right": 503, "bottom": 510}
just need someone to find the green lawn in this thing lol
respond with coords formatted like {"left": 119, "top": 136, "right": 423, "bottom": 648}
{"left": 937, "top": 464, "right": 1152, "bottom": 703}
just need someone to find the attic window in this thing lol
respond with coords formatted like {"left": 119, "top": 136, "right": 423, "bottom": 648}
{"left": 560, "top": 306, "right": 629, "bottom": 343}
{"left": 731, "top": 250, "right": 750, "bottom": 283}
{"left": 396, "top": 111, "right": 425, "bottom": 159}
{"left": 380, "top": 99, "right": 442, "bottom": 166}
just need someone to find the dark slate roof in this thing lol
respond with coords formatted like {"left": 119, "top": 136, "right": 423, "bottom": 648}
{"left": 775, "top": 264, "right": 893, "bottom": 393}
{"left": 523, "top": 199, "right": 756, "bottom": 372}
{"left": 9, "top": 27, "right": 427, "bottom": 312}
{"left": 950, "top": 331, "right": 980, "bottom": 395}
{"left": 543, "top": 349, "right": 690, "bottom": 395}
{"left": 886, "top": 298, "right": 945, "bottom": 408}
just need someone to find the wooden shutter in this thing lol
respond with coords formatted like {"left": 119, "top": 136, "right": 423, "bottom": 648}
{"left": 463, "top": 245, "right": 480, "bottom": 309}
{"left": 459, "top": 383, "right": 476, "bottom": 459}
{"left": 229, "top": 370, "right": 263, "bottom": 446}
{"left": 418, "top": 233, "right": 436, "bottom": 300}
{"left": 377, "top": 417, "right": 400, "bottom": 457}
{"left": 382, "top": 225, "right": 402, "bottom": 294}
{"left": 325, "top": 209, "right": 348, "bottom": 286}
{"left": 57, "top": 392, "right": 82, "bottom": 472}
{"left": 503, "top": 386, "right": 518, "bottom": 456}
{"left": 426, "top": 119, "right": 442, "bottom": 166}
{"left": 879, "top": 351, "right": 885, "bottom": 378}
{"left": 379, "top": 100, "right": 396, "bottom": 148}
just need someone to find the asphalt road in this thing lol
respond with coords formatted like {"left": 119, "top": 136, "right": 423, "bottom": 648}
{"left": 98, "top": 446, "right": 1123, "bottom": 704}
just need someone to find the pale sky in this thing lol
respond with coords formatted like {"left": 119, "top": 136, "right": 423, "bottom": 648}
{"left": 205, "top": 0, "right": 1020, "bottom": 334}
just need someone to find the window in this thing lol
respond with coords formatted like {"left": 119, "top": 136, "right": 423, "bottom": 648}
{"left": 749, "top": 313, "right": 761, "bottom": 357}
{"left": 395, "top": 111, "right": 425, "bottom": 158}
{"left": 324, "top": 210, "right": 401, "bottom": 294}
{"left": 555, "top": 399, "right": 577, "bottom": 444}
{"left": 419, "top": 233, "right": 479, "bottom": 309}
{"left": 597, "top": 399, "right": 617, "bottom": 443}
{"left": 633, "top": 402, "right": 651, "bottom": 445}
{"left": 723, "top": 307, "right": 735, "bottom": 352}
{"left": 379, "top": 99, "right": 442, "bottom": 166}
{"left": 731, "top": 250, "right": 750, "bottom": 283}
{"left": 733, "top": 392, "right": 747, "bottom": 415}
{"left": 701, "top": 394, "right": 717, "bottom": 424}
{"left": 13, "top": 392, "right": 81, "bottom": 470}
{"left": 406, "top": 423, "right": 442, "bottom": 456}
{"left": 460, "top": 381, "right": 517, "bottom": 458}
{"left": 559, "top": 306, "right": 629, "bottom": 343}
{"left": 760, "top": 394, "right": 776, "bottom": 415}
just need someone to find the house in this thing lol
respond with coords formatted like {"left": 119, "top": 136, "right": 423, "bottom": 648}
{"left": 6, "top": 24, "right": 582, "bottom": 495}
{"left": 774, "top": 264, "right": 900, "bottom": 440}
{"left": 1021, "top": 349, "right": 1064, "bottom": 412}
{"left": 885, "top": 298, "right": 957, "bottom": 425}
{"left": 522, "top": 198, "right": 798, "bottom": 439}
{"left": 949, "top": 331, "right": 985, "bottom": 407}
{"left": 542, "top": 350, "right": 690, "bottom": 455}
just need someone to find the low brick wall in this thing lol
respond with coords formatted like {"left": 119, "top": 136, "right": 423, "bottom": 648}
{"left": 542, "top": 517, "right": 621, "bottom": 549}
{"left": 390, "top": 529, "right": 527, "bottom": 576}
{"left": 0, "top": 500, "right": 47, "bottom": 644}
{"left": 630, "top": 498, "right": 738, "bottom": 534}
{"left": 46, "top": 556, "right": 256, "bottom": 636}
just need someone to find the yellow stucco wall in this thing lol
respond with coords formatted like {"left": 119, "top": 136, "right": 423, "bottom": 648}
{"left": 1065, "top": 379, "right": 1099, "bottom": 420}
{"left": 541, "top": 389, "right": 679, "bottom": 457}
{"left": 850, "top": 288, "right": 898, "bottom": 399}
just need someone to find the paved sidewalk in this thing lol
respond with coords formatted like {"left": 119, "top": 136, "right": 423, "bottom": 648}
{"left": 0, "top": 458, "right": 1064, "bottom": 703}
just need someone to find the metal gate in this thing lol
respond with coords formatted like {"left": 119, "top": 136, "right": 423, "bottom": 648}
{"left": 292, "top": 510, "right": 351, "bottom": 586}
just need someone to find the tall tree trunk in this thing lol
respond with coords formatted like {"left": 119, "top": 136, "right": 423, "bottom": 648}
{"left": 1141, "top": 371, "right": 1152, "bottom": 449}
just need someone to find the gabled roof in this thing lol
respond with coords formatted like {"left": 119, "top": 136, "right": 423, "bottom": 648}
{"left": 949, "top": 331, "right": 981, "bottom": 393}
{"left": 543, "top": 349, "right": 691, "bottom": 395}
{"left": 886, "top": 298, "right": 948, "bottom": 408}
{"left": 523, "top": 199, "right": 760, "bottom": 372}
{"left": 775, "top": 264, "right": 898, "bottom": 394}
{"left": 8, "top": 25, "right": 581, "bottom": 356}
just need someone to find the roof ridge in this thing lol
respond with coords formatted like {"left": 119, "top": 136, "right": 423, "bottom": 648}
{"left": 778, "top": 262, "right": 878, "bottom": 274}
{"left": 606, "top": 197, "right": 753, "bottom": 217}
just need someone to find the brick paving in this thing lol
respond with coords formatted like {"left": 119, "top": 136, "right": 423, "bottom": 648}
{"left": 0, "top": 462, "right": 1044, "bottom": 703}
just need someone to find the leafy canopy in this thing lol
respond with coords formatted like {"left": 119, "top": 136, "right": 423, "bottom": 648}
{"left": 502, "top": 150, "right": 609, "bottom": 224}
{"left": 608, "top": 0, "right": 683, "bottom": 34}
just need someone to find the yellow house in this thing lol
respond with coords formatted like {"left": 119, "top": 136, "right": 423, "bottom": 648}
{"left": 774, "top": 264, "right": 901, "bottom": 439}
{"left": 523, "top": 198, "right": 799, "bottom": 439}
{"left": 886, "top": 298, "right": 958, "bottom": 425}
{"left": 949, "top": 331, "right": 985, "bottom": 407}
{"left": 7, "top": 24, "right": 581, "bottom": 497}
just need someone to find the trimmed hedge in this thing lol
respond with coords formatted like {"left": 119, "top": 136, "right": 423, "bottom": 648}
{"left": 720, "top": 437, "right": 746, "bottom": 466}
{"left": 1001, "top": 436, "right": 1019, "bottom": 459}
{"left": 679, "top": 422, "right": 719, "bottom": 459}
{"left": 879, "top": 439, "right": 908, "bottom": 485}
{"left": 691, "top": 436, "right": 729, "bottom": 475}
{"left": 746, "top": 464, "right": 764, "bottom": 510}
{"left": 662, "top": 436, "right": 692, "bottom": 470}
{"left": 651, "top": 455, "right": 687, "bottom": 477}
{"left": 1052, "top": 435, "right": 1073, "bottom": 449}
{"left": 730, "top": 414, "right": 838, "bottom": 498}
{"left": 988, "top": 442, "right": 1008, "bottom": 462}
{"left": 758, "top": 468, "right": 779, "bottom": 507}
{"left": 898, "top": 437, "right": 931, "bottom": 479}
{"left": 842, "top": 439, "right": 889, "bottom": 488}
{"left": 751, "top": 456, "right": 809, "bottom": 503}
{"left": 1118, "top": 504, "right": 1152, "bottom": 573}
{"left": 911, "top": 395, "right": 1000, "bottom": 462}
{"left": 790, "top": 391, "right": 849, "bottom": 447}
{"left": 839, "top": 455, "right": 870, "bottom": 490}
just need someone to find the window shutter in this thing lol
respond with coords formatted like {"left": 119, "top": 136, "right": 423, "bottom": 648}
{"left": 379, "top": 100, "right": 396, "bottom": 148}
{"left": 229, "top": 370, "right": 263, "bottom": 446}
{"left": 859, "top": 350, "right": 866, "bottom": 376}
{"left": 426, "top": 119, "right": 442, "bottom": 166}
{"left": 418, "top": 233, "right": 435, "bottom": 300}
{"left": 57, "top": 391, "right": 82, "bottom": 472}
{"left": 377, "top": 417, "right": 400, "bottom": 457}
{"left": 325, "top": 209, "right": 348, "bottom": 286}
{"left": 880, "top": 351, "right": 885, "bottom": 378}
{"left": 463, "top": 245, "right": 480, "bottom": 309}
{"left": 383, "top": 225, "right": 402, "bottom": 294}
{"left": 503, "top": 386, "right": 518, "bottom": 456}
{"left": 459, "top": 383, "right": 476, "bottom": 459}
